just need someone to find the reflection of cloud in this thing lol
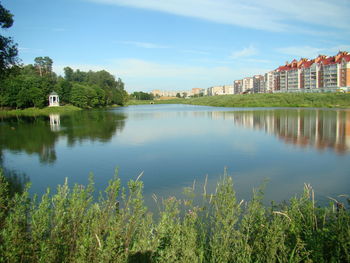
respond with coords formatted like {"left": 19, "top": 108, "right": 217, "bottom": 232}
{"left": 115, "top": 120, "right": 205, "bottom": 145}
{"left": 230, "top": 138, "right": 257, "bottom": 155}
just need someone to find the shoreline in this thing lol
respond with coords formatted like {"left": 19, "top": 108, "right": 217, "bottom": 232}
{"left": 0, "top": 105, "right": 82, "bottom": 117}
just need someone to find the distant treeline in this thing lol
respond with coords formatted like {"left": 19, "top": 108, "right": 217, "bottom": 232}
{"left": 129, "top": 91, "right": 154, "bottom": 100}
{"left": 0, "top": 57, "right": 128, "bottom": 109}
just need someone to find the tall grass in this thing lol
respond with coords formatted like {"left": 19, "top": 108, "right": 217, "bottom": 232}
{"left": 0, "top": 169, "right": 349, "bottom": 262}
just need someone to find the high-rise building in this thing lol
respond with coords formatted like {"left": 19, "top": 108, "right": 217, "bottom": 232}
{"left": 234, "top": 80, "right": 243, "bottom": 94}
{"left": 253, "top": 75, "right": 265, "bottom": 93}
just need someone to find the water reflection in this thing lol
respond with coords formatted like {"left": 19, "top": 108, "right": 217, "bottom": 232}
{"left": 211, "top": 109, "right": 350, "bottom": 154}
{"left": 0, "top": 111, "right": 126, "bottom": 164}
{"left": 49, "top": 114, "right": 61, "bottom": 132}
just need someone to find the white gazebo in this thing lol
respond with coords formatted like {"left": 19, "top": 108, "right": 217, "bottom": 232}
{"left": 49, "top": 91, "right": 60, "bottom": 107}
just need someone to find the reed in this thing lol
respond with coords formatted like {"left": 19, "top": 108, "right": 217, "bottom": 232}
{"left": 0, "top": 169, "right": 349, "bottom": 262}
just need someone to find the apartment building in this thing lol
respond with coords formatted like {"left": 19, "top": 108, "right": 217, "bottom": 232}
{"left": 242, "top": 77, "right": 254, "bottom": 93}
{"left": 152, "top": 51, "right": 350, "bottom": 98}
{"left": 264, "top": 71, "right": 274, "bottom": 92}
{"left": 273, "top": 51, "right": 350, "bottom": 91}
{"left": 207, "top": 85, "right": 226, "bottom": 95}
{"left": 302, "top": 61, "right": 317, "bottom": 89}
{"left": 253, "top": 75, "right": 265, "bottom": 93}
{"left": 234, "top": 80, "right": 243, "bottom": 94}
{"left": 223, "top": 84, "right": 234, "bottom": 95}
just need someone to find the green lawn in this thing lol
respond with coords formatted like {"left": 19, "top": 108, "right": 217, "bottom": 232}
{"left": 129, "top": 93, "right": 350, "bottom": 108}
{"left": 0, "top": 105, "right": 82, "bottom": 116}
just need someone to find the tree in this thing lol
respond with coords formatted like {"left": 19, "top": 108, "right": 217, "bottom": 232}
{"left": 34, "top": 56, "right": 53, "bottom": 76}
{"left": 55, "top": 77, "right": 72, "bottom": 104}
{"left": 0, "top": 2, "right": 18, "bottom": 77}
{"left": 63, "top": 66, "right": 74, "bottom": 81}
{"left": 131, "top": 91, "right": 154, "bottom": 100}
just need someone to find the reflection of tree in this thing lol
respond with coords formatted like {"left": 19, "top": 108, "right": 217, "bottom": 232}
{"left": 0, "top": 116, "right": 58, "bottom": 164}
{"left": 0, "top": 168, "right": 29, "bottom": 198}
{"left": 61, "top": 111, "right": 126, "bottom": 146}
{"left": 0, "top": 111, "right": 126, "bottom": 164}
{"left": 0, "top": 150, "right": 30, "bottom": 198}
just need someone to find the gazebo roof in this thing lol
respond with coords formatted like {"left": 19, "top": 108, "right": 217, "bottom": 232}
{"left": 49, "top": 91, "right": 58, "bottom": 96}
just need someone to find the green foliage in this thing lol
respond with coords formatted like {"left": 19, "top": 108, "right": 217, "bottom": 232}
{"left": 34, "top": 56, "right": 53, "bottom": 76}
{"left": 131, "top": 91, "right": 154, "bottom": 100}
{"left": 0, "top": 2, "right": 18, "bottom": 77}
{"left": 1, "top": 58, "right": 127, "bottom": 109}
{"left": 62, "top": 67, "right": 128, "bottom": 107}
{"left": 0, "top": 170, "right": 349, "bottom": 262}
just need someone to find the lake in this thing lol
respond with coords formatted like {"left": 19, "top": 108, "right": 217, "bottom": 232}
{"left": 1, "top": 104, "right": 349, "bottom": 206}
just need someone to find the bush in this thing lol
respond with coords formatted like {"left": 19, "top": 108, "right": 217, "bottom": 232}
{"left": 0, "top": 170, "right": 349, "bottom": 262}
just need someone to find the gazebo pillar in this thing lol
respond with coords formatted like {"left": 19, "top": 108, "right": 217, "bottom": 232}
{"left": 48, "top": 92, "right": 60, "bottom": 107}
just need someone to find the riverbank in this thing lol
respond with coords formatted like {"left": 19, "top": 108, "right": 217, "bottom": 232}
{"left": 128, "top": 93, "right": 350, "bottom": 108}
{"left": 0, "top": 105, "right": 82, "bottom": 117}
{"left": 1, "top": 170, "right": 349, "bottom": 262}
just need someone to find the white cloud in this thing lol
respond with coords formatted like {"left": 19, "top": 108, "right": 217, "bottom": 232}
{"left": 277, "top": 44, "right": 350, "bottom": 59}
{"left": 180, "top": 49, "right": 210, "bottom": 55}
{"left": 54, "top": 58, "right": 270, "bottom": 92}
{"left": 230, "top": 45, "right": 257, "bottom": 59}
{"left": 86, "top": 0, "right": 350, "bottom": 32}
{"left": 18, "top": 47, "right": 45, "bottom": 54}
{"left": 277, "top": 46, "right": 325, "bottom": 58}
{"left": 246, "top": 58, "right": 272, "bottom": 64}
{"left": 118, "top": 41, "right": 170, "bottom": 49}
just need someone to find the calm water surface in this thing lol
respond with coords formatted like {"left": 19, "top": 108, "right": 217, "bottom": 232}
{"left": 1, "top": 104, "right": 349, "bottom": 205}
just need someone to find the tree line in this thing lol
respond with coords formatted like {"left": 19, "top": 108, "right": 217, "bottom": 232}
{"left": 0, "top": 59, "right": 128, "bottom": 109}
{"left": 0, "top": 2, "right": 128, "bottom": 109}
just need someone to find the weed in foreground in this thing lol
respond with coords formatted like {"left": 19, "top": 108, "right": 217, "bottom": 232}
{"left": 0, "top": 169, "right": 349, "bottom": 263}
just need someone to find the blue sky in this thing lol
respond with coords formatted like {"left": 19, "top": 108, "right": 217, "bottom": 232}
{"left": 3, "top": 0, "right": 350, "bottom": 92}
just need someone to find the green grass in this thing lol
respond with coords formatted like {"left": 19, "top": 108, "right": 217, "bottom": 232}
{"left": 0, "top": 105, "right": 82, "bottom": 117}
{"left": 129, "top": 93, "right": 350, "bottom": 108}
{"left": 1, "top": 169, "right": 349, "bottom": 263}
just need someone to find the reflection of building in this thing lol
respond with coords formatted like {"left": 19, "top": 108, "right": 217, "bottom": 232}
{"left": 212, "top": 110, "right": 350, "bottom": 154}
{"left": 49, "top": 114, "right": 61, "bottom": 132}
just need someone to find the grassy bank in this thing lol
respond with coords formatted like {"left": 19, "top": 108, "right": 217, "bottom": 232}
{"left": 1, "top": 170, "right": 349, "bottom": 263}
{"left": 0, "top": 105, "right": 82, "bottom": 117}
{"left": 129, "top": 93, "right": 350, "bottom": 108}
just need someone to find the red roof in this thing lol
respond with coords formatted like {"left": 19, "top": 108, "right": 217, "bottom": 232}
{"left": 276, "top": 65, "right": 291, "bottom": 71}
{"left": 343, "top": 55, "right": 350, "bottom": 62}
{"left": 321, "top": 57, "right": 336, "bottom": 65}
{"left": 297, "top": 59, "right": 312, "bottom": 68}
{"left": 275, "top": 52, "right": 349, "bottom": 72}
